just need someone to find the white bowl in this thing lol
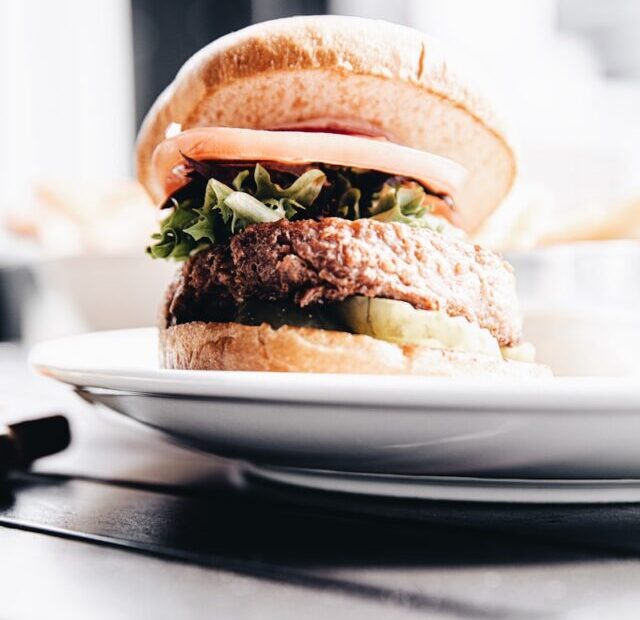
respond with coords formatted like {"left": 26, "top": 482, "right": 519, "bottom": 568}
{"left": 507, "top": 241, "right": 640, "bottom": 377}
{"left": 25, "top": 255, "right": 177, "bottom": 341}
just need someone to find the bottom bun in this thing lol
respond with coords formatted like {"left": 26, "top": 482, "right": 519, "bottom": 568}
{"left": 160, "top": 322, "right": 551, "bottom": 377}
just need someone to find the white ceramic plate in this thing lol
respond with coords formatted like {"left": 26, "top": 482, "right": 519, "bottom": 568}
{"left": 30, "top": 328, "right": 640, "bottom": 502}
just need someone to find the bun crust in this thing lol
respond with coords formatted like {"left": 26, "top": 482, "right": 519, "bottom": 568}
{"left": 137, "top": 16, "right": 516, "bottom": 232}
{"left": 160, "top": 322, "right": 550, "bottom": 377}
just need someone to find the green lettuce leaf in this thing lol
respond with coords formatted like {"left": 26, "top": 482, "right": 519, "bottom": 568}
{"left": 147, "top": 199, "right": 203, "bottom": 260}
{"left": 183, "top": 210, "right": 217, "bottom": 243}
{"left": 224, "top": 191, "right": 285, "bottom": 231}
{"left": 253, "top": 164, "right": 325, "bottom": 207}
{"left": 369, "top": 183, "right": 461, "bottom": 236}
{"left": 334, "top": 172, "right": 361, "bottom": 220}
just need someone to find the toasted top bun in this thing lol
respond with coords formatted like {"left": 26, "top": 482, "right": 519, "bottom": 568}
{"left": 137, "top": 16, "right": 516, "bottom": 233}
{"left": 160, "top": 322, "right": 550, "bottom": 378}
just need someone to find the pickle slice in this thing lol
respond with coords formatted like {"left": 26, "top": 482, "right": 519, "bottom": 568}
{"left": 334, "top": 296, "right": 501, "bottom": 358}
{"left": 501, "top": 342, "right": 536, "bottom": 363}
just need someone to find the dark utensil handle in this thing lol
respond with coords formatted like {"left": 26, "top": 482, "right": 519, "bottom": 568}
{"left": 0, "top": 415, "right": 71, "bottom": 474}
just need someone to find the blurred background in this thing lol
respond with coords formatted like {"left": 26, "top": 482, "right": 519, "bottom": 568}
{"left": 0, "top": 0, "right": 639, "bottom": 374}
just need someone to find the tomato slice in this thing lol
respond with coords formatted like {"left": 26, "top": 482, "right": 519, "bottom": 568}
{"left": 150, "top": 127, "right": 467, "bottom": 209}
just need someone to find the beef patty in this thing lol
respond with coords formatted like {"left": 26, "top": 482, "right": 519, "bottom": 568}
{"left": 165, "top": 218, "right": 522, "bottom": 346}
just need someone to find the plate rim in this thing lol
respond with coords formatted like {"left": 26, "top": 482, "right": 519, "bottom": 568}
{"left": 30, "top": 327, "right": 640, "bottom": 411}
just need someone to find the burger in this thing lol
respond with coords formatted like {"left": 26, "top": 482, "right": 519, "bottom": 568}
{"left": 137, "top": 16, "right": 550, "bottom": 377}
